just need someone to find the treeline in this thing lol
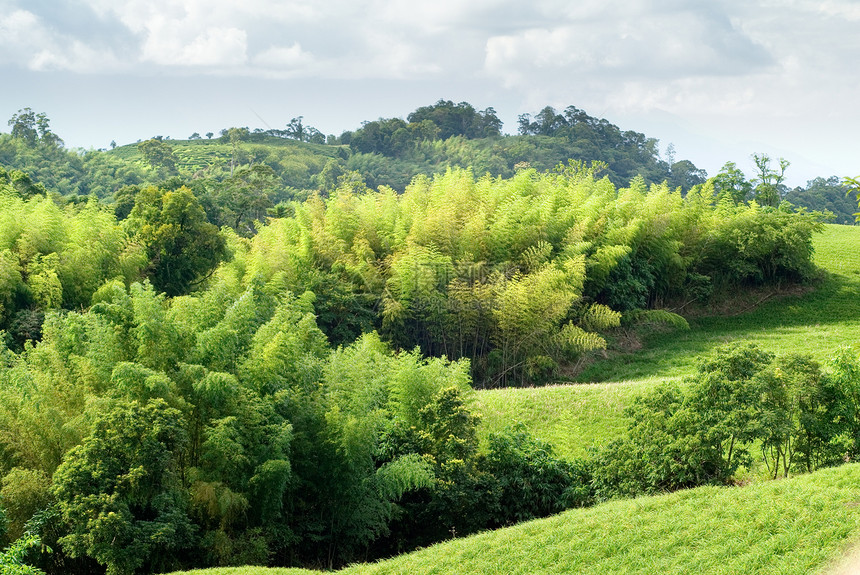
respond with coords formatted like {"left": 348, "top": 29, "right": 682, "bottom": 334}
{"left": 0, "top": 172, "right": 224, "bottom": 347}
{"left": 0, "top": 278, "right": 588, "bottom": 573}
{"left": 0, "top": 164, "right": 824, "bottom": 387}
{"left": 342, "top": 103, "right": 687, "bottom": 190}
{"left": 592, "top": 343, "right": 860, "bottom": 495}
{"left": 2, "top": 101, "right": 696, "bottom": 203}
{"left": 4, "top": 104, "right": 856, "bottom": 224}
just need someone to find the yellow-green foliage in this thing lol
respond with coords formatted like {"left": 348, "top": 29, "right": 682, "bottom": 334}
{"left": 0, "top": 189, "right": 133, "bottom": 331}
{"left": 217, "top": 166, "right": 819, "bottom": 386}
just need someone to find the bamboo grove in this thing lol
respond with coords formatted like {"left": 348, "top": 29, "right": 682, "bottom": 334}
{"left": 0, "top": 162, "right": 825, "bottom": 573}
{"left": 226, "top": 163, "right": 821, "bottom": 387}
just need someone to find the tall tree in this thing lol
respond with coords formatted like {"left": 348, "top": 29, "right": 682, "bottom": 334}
{"left": 53, "top": 399, "right": 194, "bottom": 575}
{"left": 126, "top": 186, "right": 226, "bottom": 296}
{"left": 712, "top": 161, "right": 752, "bottom": 204}
{"left": 752, "top": 153, "right": 790, "bottom": 207}
{"left": 137, "top": 139, "right": 178, "bottom": 175}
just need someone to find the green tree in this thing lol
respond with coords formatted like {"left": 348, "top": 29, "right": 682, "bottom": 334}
{"left": 126, "top": 186, "right": 226, "bottom": 296}
{"left": 483, "top": 424, "right": 590, "bottom": 525}
{"left": 214, "top": 164, "right": 277, "bottom": 235}
{"left": 0, "top": 532, "right": 47, "bottom": 575}
{"left": 226, "top": 128, "right": 250, "bottom": 175}
{"left": 752, "top": 153, "right": 790, "bottom": 207}
{"left": 137, "top": 139, "right": 178, "bottom": 175}
{"left": 844, "top": 175, "right": 860, "bottom": 223}
{"left": 52, "top": 399, "right": 194, "bottom": 575}
{"left": 7, "top": 110, "right": 38, "bottom": 147}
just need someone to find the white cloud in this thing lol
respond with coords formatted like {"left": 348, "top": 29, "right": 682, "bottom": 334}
{"left": 484, "top": 2, "right": 773, "bottom": 88}
{"left": 0, "top": 9, "right": 42, "bottom": 55}
{"left": 0, "top": 8, "right": 124, "bottom": 72}
{"left": 254, "top": 44, "right": 313, "bottom": 68}
{"left": 175, "top": 27, "right": 247, "bottom": 67}
{"left": 251, "top": 43, "right": 316, "bottom": 77}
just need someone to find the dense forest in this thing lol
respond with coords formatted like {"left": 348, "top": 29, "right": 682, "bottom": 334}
{"left": 0, "top": 103, "right": 857, "bottom": 575}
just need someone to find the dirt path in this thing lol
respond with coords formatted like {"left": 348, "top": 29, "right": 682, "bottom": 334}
{"left": 826, "top": 545, "right": 860, "bottom": 574}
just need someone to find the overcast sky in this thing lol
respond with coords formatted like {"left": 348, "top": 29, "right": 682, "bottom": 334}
{"left": 2, "top": 0, "right": 859, "bottom": 187}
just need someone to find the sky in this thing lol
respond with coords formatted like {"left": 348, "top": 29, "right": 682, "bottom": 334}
{"left": 2, "top": 0, "right": 859, "bottom": 188}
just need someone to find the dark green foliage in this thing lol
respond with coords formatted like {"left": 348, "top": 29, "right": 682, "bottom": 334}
{"left": 0, "top": 168, "right": 46, "bottom": 199}
{"left": 826, "top": 349, "right": 860, "bottom": 461}
{"left": 52, "top": 399, "right": 193, "bottom": 575}
{"left": 695, "top": 205, "right": 822, "bottom": 289}
{"left": 591, "top": 343, "right": 853, "bottom": 500}
{"left": 590, "top": 383, "right": 726, "bottom": 499}
{"left": 138, "top": 139, "right": 178, "bottom": 175}
{"left": 7, "top": 109, "right": 61, "bottom": 149}
{"left": 208, "top": 165, "right": 277, "bottom": 235}
{"left": 126, "top": 186, "right": 226, "bottom": 296}
{"left": 597, "top": 254, "right": 655, "bottom": 312}
{"left": 112, "top": 185, "right": 138, "bottom": 220}
{"left": 4, "top": 101, "right": 704, "bottom": 204}
{"left": 407, "top": 101, "right": 502, "bottom": 139}
{"left": 785, "top": 176, "right": 856, "bottom": 225}
{"left": 0, "top": 134, "right": 146, "bottom": 199}
{"left": 483, "top": 424, "right": 591, "bottom": 525}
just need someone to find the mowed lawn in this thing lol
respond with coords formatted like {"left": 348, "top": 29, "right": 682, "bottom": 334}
{"left": 476, "top": 224, "right": 860, "bottom": 458}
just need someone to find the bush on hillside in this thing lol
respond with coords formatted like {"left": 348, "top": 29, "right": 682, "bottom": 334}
{"left": 591, "top": 343, "right": 853, "bottom": 500}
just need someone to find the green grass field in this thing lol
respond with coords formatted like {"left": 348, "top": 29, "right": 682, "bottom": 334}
{"left": 338, "top": 463, "right": 860, "bottom": 575}
{"left": 577, "top": 223, "right": 860, "bottom": 382}
{"left": 474, "top": 378, "right": 664, "bottom": 459}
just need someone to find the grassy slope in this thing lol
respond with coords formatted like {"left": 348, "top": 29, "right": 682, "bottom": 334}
{"left": 109, "top": 137, "right": 343, "bottom": 174}
{"left": 341, "top": 463, "right": 860, "bottom": 575}
{"left": 474, "top": 378, "right": 663, "bottom": 459}
{"left": 578, "top": 223, "right": 860, "bottom": 382}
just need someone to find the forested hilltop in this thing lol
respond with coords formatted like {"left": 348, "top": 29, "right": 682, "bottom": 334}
{"left": 2, "top": 102, "right": 856, "bottom": 222}
{"left": 0, "top": 102, "right": 858, "bottom": 575}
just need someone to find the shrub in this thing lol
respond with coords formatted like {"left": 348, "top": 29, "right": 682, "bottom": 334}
{"left": 483, "top": 424, "right": 591, "bottom": 525}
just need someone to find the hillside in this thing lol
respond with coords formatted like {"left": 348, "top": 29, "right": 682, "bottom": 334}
{"left": 3, "top": 102, "right": 856, "bottom": 221}
{"left": 163, "top": 224, "right": 860, "bottom": 575}
{"left": 1, "top": 124, "right": 858, "bottom": 573}
{"left": 577, "top": 223, "right": 860, "bottom": 382}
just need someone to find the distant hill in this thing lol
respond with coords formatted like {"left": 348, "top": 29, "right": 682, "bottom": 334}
{"left": 2, "top": 101, "right": 855, "bottom": 223}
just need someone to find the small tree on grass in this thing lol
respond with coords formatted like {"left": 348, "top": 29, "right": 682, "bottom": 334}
{"left": 591, "top": 343, "right": 847, "bottom": 499}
